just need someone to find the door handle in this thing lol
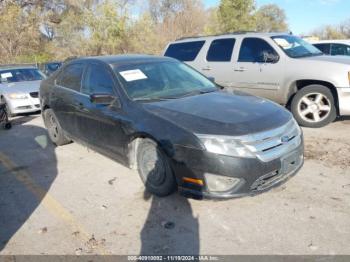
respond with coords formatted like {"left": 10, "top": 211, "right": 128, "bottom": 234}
{"left": 202, "top": 67, "right": 212, "bottom": 71}
{"left": 234, "top": 67, "right": 247, "bottom": 72}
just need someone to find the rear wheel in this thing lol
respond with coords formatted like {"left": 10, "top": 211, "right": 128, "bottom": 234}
{"left": 43, "top": 109, "right": 70, "bottom": 146}
{"left": 291, "top": 85, "right": 337, "bottom": 128}
{"left": 137, "top": 139, "right": 176, "bottom": 197}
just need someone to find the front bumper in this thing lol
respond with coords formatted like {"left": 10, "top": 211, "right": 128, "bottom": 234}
{"left": 6, "top": 96, "right": 40, "bottom": 115}
{"left": 337, "top": 87, "right": 350, "bottom": 116}
{"left": 172, "top": 142, "right": 304, "bottom": 200}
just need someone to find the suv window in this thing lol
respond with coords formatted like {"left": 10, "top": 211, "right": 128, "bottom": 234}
{"left": 206, "top": 38, "right": 236, "bottom": 62}
{"left": 57, "top": 63, "right": 84, "bottom": 91}
{"left": 238, "top": 38, "right": 278, "bottom": 63}
{"left": 331, "top": 43, "right": 350, "bottom": 56}
{"left": 164, "top": 41, "right": 205, "bottom": 61}
{"left": 82, "top": 63, "right": 115, "bottom": 95}
{"left": 314, "top": 43, "right": 331, "bottom": 55}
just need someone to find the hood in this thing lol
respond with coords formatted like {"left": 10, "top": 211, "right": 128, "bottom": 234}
{"left": 143, "top": 91, "right": 292, "bottom": 136}
{"left": 0, "top": 80, "right": 41, "bottom": 95}
{"left": 302, "top": 55, "right": 350, "bottom": 65}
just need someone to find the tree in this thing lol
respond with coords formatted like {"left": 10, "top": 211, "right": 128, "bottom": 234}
{"left": 255, "top": 4, "right": 288, "bottom": 32}
{"left": 312, "top": 25, "right": 346, "bottom": 40}
{"left": 217, "top": 0, "right": 256, "bottom": 33}
{"left": 0, "top": 2, "right": 42, "bottom": 63}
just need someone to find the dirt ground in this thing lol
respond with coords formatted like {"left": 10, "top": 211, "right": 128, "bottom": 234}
{"left": 0, "top": 114, "right": 349, "bottom": 255}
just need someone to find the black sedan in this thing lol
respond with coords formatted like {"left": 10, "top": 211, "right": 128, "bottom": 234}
{"left": 40, "top": 55, "right": 303, "bottom": 199}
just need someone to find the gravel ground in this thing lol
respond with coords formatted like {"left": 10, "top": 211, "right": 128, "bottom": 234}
{"left": 0, "top": 114, "right": 349, "bottom": 255}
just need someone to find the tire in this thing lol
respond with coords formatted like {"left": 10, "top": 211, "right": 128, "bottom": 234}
{"left": 291, "top": 85, "right": 337, "bottom": 128}
{"left": 4, "top": 122, "right": 12, "bottom": 130}
{"left": 43, "top": 109, "right": 71, "bottom": 146}
{"left": 3, "top": 101, "right": 14, "bottom": 118}
{"left": 137, "top": 139, "right": 176, "bottom": 197}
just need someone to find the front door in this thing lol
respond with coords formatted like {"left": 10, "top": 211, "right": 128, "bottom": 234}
{"left": 232, "top": 37, "right": 284, "bottom": 101}
{"left": 75, "top": 62, "right": 128, "bottom": 160}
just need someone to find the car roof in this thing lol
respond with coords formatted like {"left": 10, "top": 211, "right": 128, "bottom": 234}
{"left": 312, "top": 40, "right": 350, "bottom": 45}
{"left": 172, "top": 32, "right": 291, "bottom": 43}
{"left": 72, "top": 54, "right": 176, "bottom": 66}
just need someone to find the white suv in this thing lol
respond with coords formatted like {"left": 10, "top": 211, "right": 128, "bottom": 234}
{"left": 164, "top": 33, "right": 350, "bottom": 128}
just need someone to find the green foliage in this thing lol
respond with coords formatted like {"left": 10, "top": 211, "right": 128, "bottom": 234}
{"left": 218, "top": 0, "right": 256, "bottom": 33}
{"left": 255, "top": 4, "right": 288, "bottom": 32}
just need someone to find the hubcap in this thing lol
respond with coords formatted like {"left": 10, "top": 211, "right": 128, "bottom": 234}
{"left": 139, "top": 146, "right": 166, "bottom": 186}
{"left": 48, "top": 114, "right": 59, "bottom": 139}
{"left": 297, "top": 93, "right": 331, "bottom": 123}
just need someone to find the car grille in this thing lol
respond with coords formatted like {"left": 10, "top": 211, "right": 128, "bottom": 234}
{"left": 251, "top": 170, "right": 280, "bottom": 191}
{"left": 30, "top": 92, "right": 39, "bottom": 98}
{"left": 238, "top": 119, "right": 302, "bottom": 162}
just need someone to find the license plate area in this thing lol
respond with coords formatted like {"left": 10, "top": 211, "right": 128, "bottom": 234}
{"left": 281, "top": 151, "right": 301, "bottom": 174}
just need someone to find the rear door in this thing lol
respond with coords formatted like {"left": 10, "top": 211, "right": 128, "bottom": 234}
{"left": 200, "top": 38, "right": 236, "bottom": 87}
{"left": 232, "top": 37, "right": 284, "bottom": 101}
{"left": 75, "top": 62, "right": 128, "bottom": 160}
{"left": 52, "top": 63, "right": 85, "bottom": 137}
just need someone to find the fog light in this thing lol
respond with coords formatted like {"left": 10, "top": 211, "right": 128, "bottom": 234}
{"left": 204, "top": 173, "right": 243, "bottom": 192}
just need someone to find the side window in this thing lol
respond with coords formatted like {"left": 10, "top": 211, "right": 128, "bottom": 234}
{"left": 331, "top": 44, "right": 350, "bottom": 56}
{"left": 206, "top": 38, "right": 236, "bottom": 62}
{"left": 82, "top": 63, "right": 115, "bottom": 95}
{"left": 314, "top": 43, "right": 331, "bottom": 54}
{"left": 238, "top": 38, "right": 279, "bottom": 63}
{"left": 164, "top": 41, "right": 205, "bottom": 61}
{"left": 57, "top": 63, "right": 84, "bottom": 91}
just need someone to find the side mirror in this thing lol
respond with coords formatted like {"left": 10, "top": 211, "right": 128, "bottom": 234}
{"left": 90, "top": 94, "right": 119, "bottom": 107}
{"left": 207, "top": 76, "right": 215, "bottom": 82}
{"left": 262, "top": 51, "right": 279, "bottom": 63}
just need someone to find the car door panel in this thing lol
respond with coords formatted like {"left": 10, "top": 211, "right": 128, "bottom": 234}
{"left": 51, "top": 63, "right": 84, "bottom": 138}
{"left": 231, "top": 37, "right": 284, "bottom": 102}
{"left": 76, "top": 62, "right": 129, "bottom": 160}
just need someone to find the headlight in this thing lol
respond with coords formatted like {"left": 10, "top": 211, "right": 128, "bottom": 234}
{"left": 196, "top": 134, "right": 254, "bottom": 158}
{"left": 8, "top": 93, "right": 28, "bottom": 99}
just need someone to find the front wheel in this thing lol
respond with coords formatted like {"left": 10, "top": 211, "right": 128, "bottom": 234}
{"left": 137, "top": 139, "right": 176, "bottom": 197}
{"left": 291, "top": 85, "right": 337, "bottom": 128}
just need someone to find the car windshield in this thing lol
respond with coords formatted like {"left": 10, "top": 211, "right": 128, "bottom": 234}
{"left": 272, "top": 35, "right": 323, "bottom": 58}
{"left": 114, "top": 61, "right": 217, "bottom": 101}
{"left": 0, "top": 68, "right": 45, "bottom": 83}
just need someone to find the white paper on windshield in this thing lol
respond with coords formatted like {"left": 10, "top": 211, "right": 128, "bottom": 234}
{"left": 1, "top": 72, "right": 13, "bottom": 79}
{"left": 274, "top": 38, "right": 291, "bottom": 49}
{"left": 119, "top": 69, "right": 147, "bottom": 82}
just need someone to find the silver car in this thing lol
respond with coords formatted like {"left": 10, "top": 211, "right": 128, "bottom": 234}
{"left": 164, "top": 33, "right": 350, "bottom": 128}
{"left": 0, "top": 67, "right": 45, "bottom": 116}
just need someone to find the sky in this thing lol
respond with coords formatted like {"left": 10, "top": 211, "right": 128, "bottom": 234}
{"left": 204, "top": 0, "right": 350, "bottom": 35}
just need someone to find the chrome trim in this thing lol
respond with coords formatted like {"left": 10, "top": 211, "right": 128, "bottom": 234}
{"left": 239, "top": 119, "right": 302, "bottom": 162}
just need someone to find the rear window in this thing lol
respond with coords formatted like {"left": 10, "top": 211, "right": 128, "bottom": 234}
{"left": 164, "top": 41, "right": 205, "bottom": 62}
{"left": 206, "top": 38, "right": 236, "bottom": 62}
{"left": 57, "top": 63, "right": 84, "bottom": 92}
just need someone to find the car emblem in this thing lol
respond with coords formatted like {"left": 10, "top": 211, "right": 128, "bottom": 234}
{"left": 281, "top": 136, "right": 290, "bottom": 144}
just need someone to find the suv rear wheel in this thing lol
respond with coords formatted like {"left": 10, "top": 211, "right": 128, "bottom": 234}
{"left": 291, "top": 85, "right": 337, "bottom": 128}
{"left": 137, "top": 139, "right": 176, "bottom": 197}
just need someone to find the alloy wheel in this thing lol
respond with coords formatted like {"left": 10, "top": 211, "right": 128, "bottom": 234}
{"left": 297, "top": 92, "right": 331, "bottom": 123}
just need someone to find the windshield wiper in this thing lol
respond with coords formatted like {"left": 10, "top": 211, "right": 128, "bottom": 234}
{"left": 295, "top": 53, "right": 324, "bottom": 58}
{"left": 161, "top": 89, "right": 217, "bottom": 100}
{"left": 133, "top": 97, "right": 169, "bottom": 102}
